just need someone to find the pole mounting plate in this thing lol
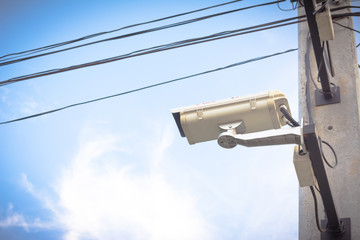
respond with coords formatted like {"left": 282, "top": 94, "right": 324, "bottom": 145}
{"left": 315, "top": 86, "right": 341, "bottom": 106}
{"left": 321, "top": 218, "right": 351, "bottom": 240}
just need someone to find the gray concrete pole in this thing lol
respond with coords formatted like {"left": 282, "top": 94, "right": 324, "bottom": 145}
{"left": 298, "top": 1, "right": 360, "bottom": 239}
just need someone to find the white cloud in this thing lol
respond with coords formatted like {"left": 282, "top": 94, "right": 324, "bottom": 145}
{"left": 0, "top": 203, "right": 50, "bottom": 230}
{"left": 11, "top": 124, "right": 298, "bottom": 240}
{"left": 0, "top": 87, "right": 9, "bottom": 102}
{"left": 20, "top": 98, "right": 39, "bottom": 115}
{"left": 20, "top": 173, "right": 58, "bottom": 215}
{"left": 149, "top": 124, "right": 174, "bottom": 170}
{"left": 16, "top": 126, "right": 213, "bottom": 240}
{"left": 0, "top": 204, "right": 29, "bottom": 230}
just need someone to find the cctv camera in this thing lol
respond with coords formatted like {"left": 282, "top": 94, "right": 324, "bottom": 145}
{"left": 171, "top": 90, "right": 292, "bottom": 145}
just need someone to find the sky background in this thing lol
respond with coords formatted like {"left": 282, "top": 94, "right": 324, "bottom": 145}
{"left": 0, "top": 0, "right": 359, "bottom": 240}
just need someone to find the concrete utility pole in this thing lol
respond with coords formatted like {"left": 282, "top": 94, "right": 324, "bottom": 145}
{"left": 298, "top": 1, "right": 360, "bottom": 239}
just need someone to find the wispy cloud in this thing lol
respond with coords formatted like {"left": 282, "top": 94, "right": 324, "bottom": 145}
{"left": 8, "top": 123, "right": 298, "bottom": 240}
{"left": 20, "top": 173, "right": 58, "bottom": 215}
{"left": 0, "top": 203, "right": 52, "bottom": 230}
{"left": 20, "top": 98, "right": 39, "bottom": 115}
{"left": 149, "top": 124, "right": 174, "bottom": 170}
{"left": 13, "top": 125, "right": 213, "bottom": 240}
{"left": 56, "top": 129, "right": 212, "bottom": 240}
{"left": 0, "top": 204, "right": 29, "bottom": 230}
{"left": 0, "top": 87, "right": 9, "bottom": 102}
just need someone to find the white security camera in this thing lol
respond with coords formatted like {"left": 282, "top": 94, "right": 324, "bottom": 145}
{"left": 171, "top": 90, "right": 292, "bottom": 145}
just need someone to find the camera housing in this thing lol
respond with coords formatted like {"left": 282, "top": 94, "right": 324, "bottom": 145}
{"left": 171, "top": 90, "right": 291, "bottom": 145}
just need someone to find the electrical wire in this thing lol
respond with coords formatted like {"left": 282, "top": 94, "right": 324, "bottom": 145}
{"left": 310, "top": 186, "right": 328, "bottom": 232}
{"left": 318, "top": 136, "right": 338, "bottom": 169}
{"left": 305, "top": 34, "right": 320, "bottom": 92}
{"left": 1, "top": 9, "right": 356, "bottom": 86}
{"left": 0, "top": 17, "right": 304, "bottom": 87}
{"left": 325, "top": 41, "right": 335, "bottom": 77}
{"left": 0, "top": 0, "right": 283, "bottom": 67}
{"left": 0, "top": 8, "right": 356, "bottom": 88}
{"left": 2, "top": 3, "right": 355, "bottom": 66}
{"left": 330, "top": 6, "right": 360, "bottom": 13}
{"left": 331, "top": 12, "right": 360, "bottom": 19}
{"left": 0, "top": 48, "right": 297, "bottom": 125}
{"left": 277, "top": 0, "right": 298, "bottom": 11}
{"left": 304, "top": 29, "right": 340, "bottom": 232}
{"left": 279, "top": 100, "right": 328, "bottom": 234}
{"left": 304, "top": 30, "right": 337, "bottom": 96}
{"left": 313, "top": 0, "right": 329, "bottom": 15}
{"left": 304, "top": 13, "right": 360, "bottom": 95}
{"left": 273, "top": 71, "right": 339, "bottom": 234}
{"left": 280, "top": 106, "right": 300, "bottom": 127}
{"left": 0, "top": 7, "right": 356, "bottom": 68}
{"left": 304, "top": 34, "right": 315, "bottom": 125}
{"left": 304, "top": 33, "right": 339, "bottom": 169}
{"left": 281, "top": 87, "right": 329, "bottom": 233}
{"left": 0, "top": 0, "right": 247, "bottom": 61}
{"left": 333, "top": 21, "right": 360, "bottom": 34}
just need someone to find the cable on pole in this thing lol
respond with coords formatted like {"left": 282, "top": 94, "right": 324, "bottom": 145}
{"left": 318, "top": 136, "right": 338, "bottom": 169}
{"left": 310, "top": 186, "right": 328, "bottom": 233}
{"left": 333, "top": 21, "right": 360, "bottom": 34}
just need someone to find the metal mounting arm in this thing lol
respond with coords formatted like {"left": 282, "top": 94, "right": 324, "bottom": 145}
{"left": 217, "top": 126, "right": 302, "bottom": 149}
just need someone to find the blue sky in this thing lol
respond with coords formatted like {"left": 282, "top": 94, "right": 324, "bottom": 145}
{"left": 0, "top": 1, "right": 359, "bottom": 239}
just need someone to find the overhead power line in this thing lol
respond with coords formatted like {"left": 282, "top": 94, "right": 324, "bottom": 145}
{"left": 0, "top": 16, "right": 304, "bottom": 87}
{"left": 0, "top": 0, "right": 282, "bottom": 66}
{"left": 333, "top": 21, "right": 360, "bottom": 69}
{"left": 1, "top": 10, "right": 357, "bottom": 88}
{"left": 0, "top": 48, "right": 298, "bottom": 125}
{"left": 333, "top": 21, "right": 360, "bottom": 34}
{"left": 0, "top": 2, "right": 356, "bottom": 65}
{"left": 1, "top": 10, "right": 357, "bottom": 86}
{"left": 0, "top": 0, "right": 248, "bottom": 61}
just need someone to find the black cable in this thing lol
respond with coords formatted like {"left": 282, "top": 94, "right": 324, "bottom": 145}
{"left": 333, "top": 21, "right": 360, "bottom": 34}
{"left": 305, "top": 34, "right": 315, "bottom": 125}
{"left": 0, "top": 0, "right": 246, "bottom": 61}
{"left": 286, "top": 121, "right": 295, "bottom": 127}
{"left": 305, "top": 31, "right": 337, "bottom": 96}
{"left": 316, "top": 42, "right": 326, "bottom": 84}
{"left": 0, "top": 7, "right": 356, "bottom": 67}
{"left": 1, "top": 10, "right": 356, "bottom": 87}
{"left": 305, "top": 34, "right": 320, "bottom": 91}
{"left": 314, "top": 184, "right": 320, "bottom": 193}
{"left": 331, "top": 12, "right": 360, "bottom": 19}
{"left": 280, "top": 106, "right": 300, "bottom": 127}
{"left": 318, "top": 136, "right": 338, "bottom": 169}
{"left": 330, "top": 6, "right": 360, "bottom": 13}
{"left": 313, "top": 0, "right": 329, "bottom": 15}
{"left": 278, "top": 96, "right": 332, "bottom": 226}
{"left": 0, "top": 1, "right": 282, "bottom": 67}
{"left": 325, "top": 41, "right": 335, "bottom": 77}
{"left": 304, "top": 35, "right": 339, "bottom": 168}
{"left": 0, "top": 18, "right": 303, "bottom": 87}
{"left": 277, "top": 0, "right": 298, "bottom": 11}
{"left": 310, "top": 186, "right": 328, "bottom": 233}
{"left": 0, "top": 48, "right": 297, "bottom": 125}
